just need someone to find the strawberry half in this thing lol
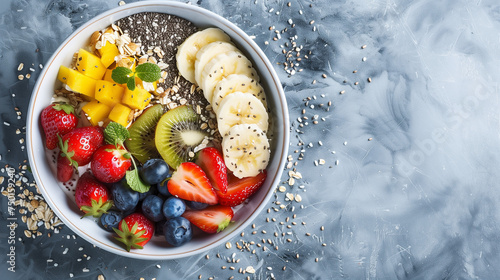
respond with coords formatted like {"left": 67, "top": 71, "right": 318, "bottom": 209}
{"left": 216, "top": 171, "right": 267, "bottom": 207}
{"left": 195, "top": 147, "right": 228, "bottom": 194}
{"left": 59, "top": 126, "right": 104, "bottom": 167}
{"left": 56, "top": 154, "right": 74, "bottom": 183}
{"left": 74, "top": 172, "right": 112, "bottom": 218}
{"left": 41, "top": 103, "right": 78, "bottom": 150}
{"left": 182, "top": 205, "right": 234, "bottom": 233}
{"left": 114, "top": 213, "right": 154, "bottom": 251}
{"left": 168, "top": 162, "right": 218, "bottom": 205}
{"left": 91, "top": 144, "right": 131, "bottom": 183}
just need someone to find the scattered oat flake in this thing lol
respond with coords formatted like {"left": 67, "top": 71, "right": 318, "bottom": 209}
{"left": 118, "top": 1, "right": 126, "bottom": 5}
{"left": 245, "top": 266, "right": 256, "bottom": 274}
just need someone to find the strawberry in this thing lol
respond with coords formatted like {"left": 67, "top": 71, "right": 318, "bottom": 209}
{"left": 167, "top": 162, "right": 218, "bottom": 205}
{"left": 195, "top": 147, "right": 228, "bottom": 194}
{"left": 74, "top": 172, "right": 112, "bottom": 218}
{"left": 41, "top": 103, "right": 78, "bottom": 149}
{"left": 216, "top": 171, "right": 267, "bottom": 207}
{"left": 56, "top": 154, "right": 74, "bottom": 183}
{"left": 182, "top": 205, "right": 234, "bottom": 233}
{"left": 91, "top": 144, "right": 131, "bottom": 183}
{"left": 59, "top": 126, "right": 104, "bottom": 168}
{"left": 114, "top": 213, "right": 154, "bottom": 251}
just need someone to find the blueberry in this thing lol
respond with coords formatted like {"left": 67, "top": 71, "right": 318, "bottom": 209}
{"left": 99, "top": 210, "right": 122, "bottom": 232}
{"left": 139, "top": 159, "right": 170, "bottom": 185}
{"left": 163, "top": 217, "right": 192, "bottom": 247}
{"left": 162, "top": 197, "right": 186, "bottom": 219}
{"left": 185, "top": 200, "right": 208, "bottom": 210}
{"left": 139, "top": 184, "right": 158, "bottom": 201}
{"left": 156, "top": 179, "right": 171, "bottom": 197}
{"left": 141, "top": 195, "right": 164, "bottom": 222}
{"left": 111, "top": 179, "right": 139, "bottom": 212}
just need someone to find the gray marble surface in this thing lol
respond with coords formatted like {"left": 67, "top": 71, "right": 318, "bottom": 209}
{"left": 2, "top": 0, "right": 500, "bottom": 279}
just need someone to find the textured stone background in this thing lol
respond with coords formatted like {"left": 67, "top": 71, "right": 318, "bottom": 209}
{"left": 2, "top": 0, "right": 500, "bottom": 279}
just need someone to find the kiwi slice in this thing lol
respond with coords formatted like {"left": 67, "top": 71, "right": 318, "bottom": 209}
{"left": 155, "top": 105, "right": 208, "bottom": 169}
{"left": 125, "top": 104, "right": 165, "bottom": 164}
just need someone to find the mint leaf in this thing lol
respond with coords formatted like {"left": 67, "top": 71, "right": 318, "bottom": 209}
{"left": 104, "top": 122, "right": 130, "bottom": 146}
{"left": 125, "top": 169, "right": 150, "bottom": 193}
{"left": 53, "top": 103, "right": 75, "bottom": 115}
{"left": 127, "top": 77, "right": 136, "bottom": 91}
{"left": 112, "top": 67, "right": 133, "bottom": 84}
{"left": 135, "top": 63, "right": 161, "bottom": 82}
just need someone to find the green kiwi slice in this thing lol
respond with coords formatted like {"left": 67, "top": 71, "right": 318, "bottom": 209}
{"left": 125, "top": 104, "right": 165, "bottom": 164}
{"left": 155, "top": 105, "right": 208, "bottom": 169}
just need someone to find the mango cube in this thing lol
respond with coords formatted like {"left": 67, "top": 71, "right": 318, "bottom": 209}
{"left": 76, "top": 49, "right": 106, "bottom": 80}
{"left": 122, "top": 87, "right": 152, "bottom": 110}
{"left": 103, "top": 68, "right": 115, "bottom": 83}
{"left": 95, "top": 80, "right": 125, "bottom": 107}
{"left": 98, "top": 42, "right": 119, "bottom": 68}
{"left": 108, "top": 103, "right": 132, "bottom": 127}
{"left": 57, "top": 65, "right": 96, "bottom": 98}
{"left": 82, "top": 100, "right": 111, "bottom": 126}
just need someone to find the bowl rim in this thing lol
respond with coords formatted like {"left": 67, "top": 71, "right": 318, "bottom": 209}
{"left": 26, "top": 0, "right": 290, "bottom": 259}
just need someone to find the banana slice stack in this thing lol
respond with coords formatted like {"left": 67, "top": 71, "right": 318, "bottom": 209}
{"left": 176, "top": 28, "right": 270, "bottom": 179}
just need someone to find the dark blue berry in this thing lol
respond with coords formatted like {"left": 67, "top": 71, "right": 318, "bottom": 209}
{"left": 162, "top": 197, "right": 186, "bottom": 219}
{"left": 156, "top": 179, "right": 171, "bottom": 197}
{"left": 185, "top": 200, "right": 208, "bottom": 210}
{"left": 141, "top": 195, "right": 164, "bottom": 222}
{"left": 139, "top": 159, "right": 170, "bottom": 185}
{"left": 111, "top": 179, "right": 139, "bottom": 212}
{"left": 163, "top": 217, "right": 192, "bottom": 247}
{"left": 139, "top": 184, "right": 158, "bottom": 201}
{"left": 99, "top": 210, "right": 122, "bottom": 232}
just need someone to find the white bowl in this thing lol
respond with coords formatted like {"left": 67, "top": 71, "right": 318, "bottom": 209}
{"left": 26, "top": 1, "right": 289, "bottom": 259}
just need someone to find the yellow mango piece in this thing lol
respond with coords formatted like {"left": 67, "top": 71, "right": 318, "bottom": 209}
{"left": 122, "top": 86, "right": 152, "bottom": 110}
{"left": 57, "top": 65, "right": 96, "bottom": 98}
{"left": 98, "top": 42, "right": 119, "bottom": 68}
{"left": 76, "top": 49, "right": 106, "bottom": 80}
{"left": 103, "top": 68, "right": 115, "bottom": 83}
{"left": 82, "top": 100, "right": 111, "bottom": 126}
{"left": 95, "top": 80, "right": 125, "bottom": 107}
{"left": 108, "top": 103, "right": 133, "bottom": 127}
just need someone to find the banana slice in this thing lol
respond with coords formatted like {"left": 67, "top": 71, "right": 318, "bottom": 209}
{"left": 222, "top": 124, "right": 270, "bottom": 178}
{"left": 200, "top": 51, "right": 259, "bottom": 104}
{"left": 212, "top": 74, "right": 267, "bottom": 112}
{"left": 176, "top": 28, "right": 231, "bottom": 84}
{"left": 194, "top": 41, "right": 239, "bottom": 86}
{"left": 216, "top": 92, "right": 268, "bottom": 136}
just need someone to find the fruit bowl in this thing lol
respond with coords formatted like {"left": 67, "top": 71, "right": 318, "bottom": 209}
{"left": 26, "top": 1, "right": 289, "bottom": 259}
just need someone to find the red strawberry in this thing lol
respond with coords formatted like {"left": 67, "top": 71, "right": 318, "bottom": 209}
{"left": 182, "top": 205, "right": 234, "bottom": 233}
{"left": 41, "top": 103, "right": 78, "bottom": 149}
{"left": 59, "top": 126, "right": 104, "bottom": 167}
{"left": 74, "top": 172, "right": 112, "bottom": 218}
{"left": 216, "top": 171, "right": 267, "bottom": 207}
{"left": 167, "top": 162, "right": 218, "bottom": 205}
{"left": 114, "top": 213, "right": 154, "bottom": 251}
{"left": 195, "top": 147, "right": 228, "bottom": 194}
{"left": 91, "top": 144, "right": 131, "bottom": 183}
{"left": 56, "top": 155, "right": 74, "bottom": 183}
